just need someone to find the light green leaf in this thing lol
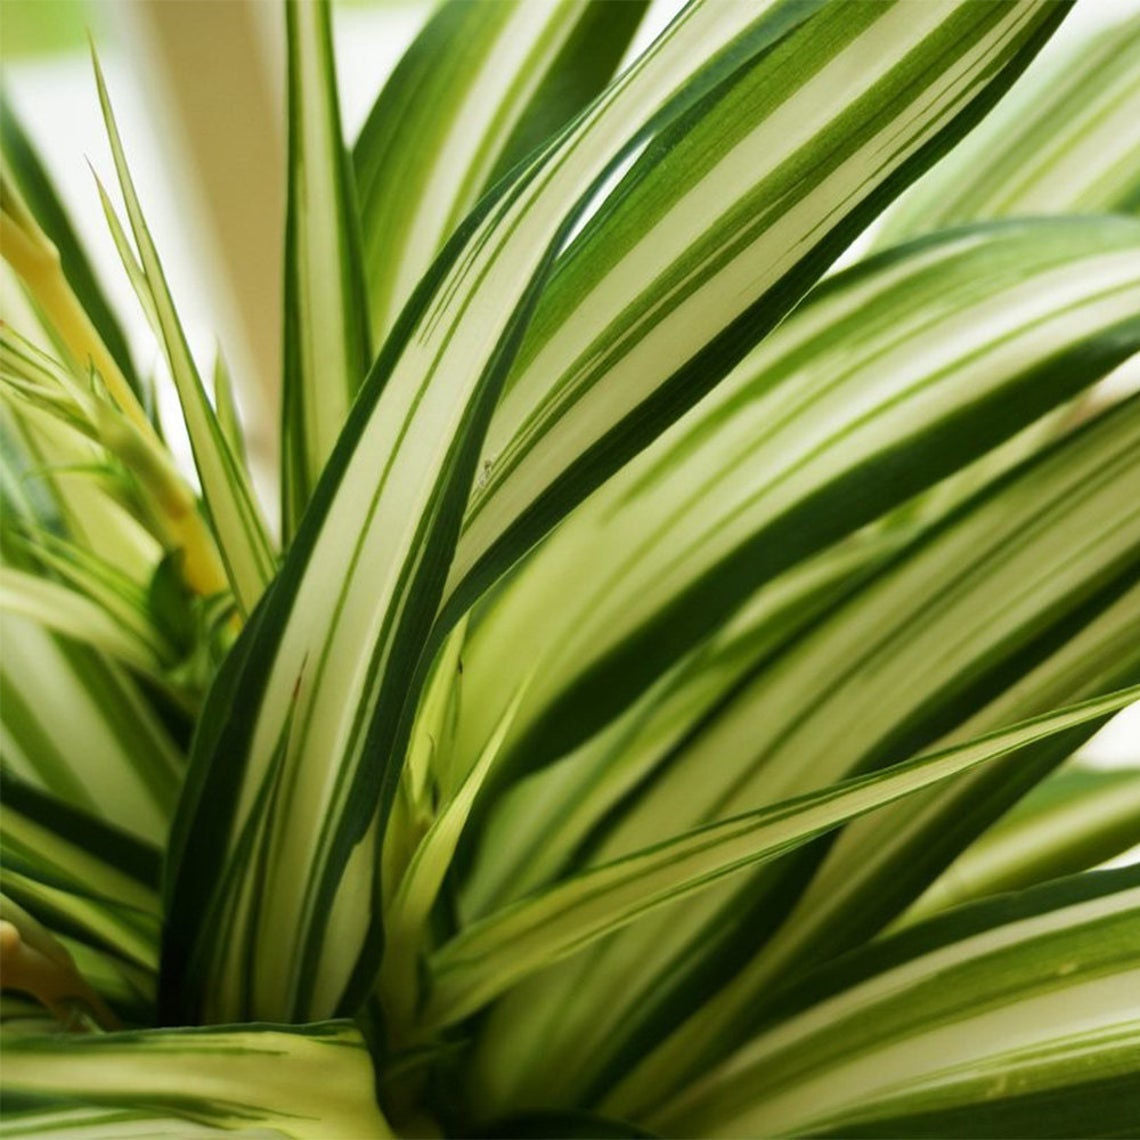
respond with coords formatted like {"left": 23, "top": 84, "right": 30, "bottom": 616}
{"left": 1, "top": 349, "right": 159, "bottom": 580}
{"left": 877, "top": 13, "right": 1140, "bottom": 244}
{"left": 423, "top": 685, "right": 1139, "bottom": 1030}
{"left": 903, "top": 764, "right": 1140, "bottom": 924}
{"left": 378, "top": 681, "right": 528, "bottom": 1037}
{"left": 211, "top": 349, "right": 246, "bottom": 467}
{"left": 91, "top": 54, "right": 276, "bottom": 614}
{"left": 0, "top": 567, "right": 173, "bottom": 686}
{"left": 0, "top": 1022, "right": 393, "bottom": 1140}
{"left": 651, "top": 869, "right": 1140, "bottom": 1138}
{"left": 540, "top": 397, "right": 1140, "bottom": 1120}
{"left": 280, "top": 0, "right": 370, "bottom": 540}
{"left": 354, "top": 0, "right": 647, "bottom": 345}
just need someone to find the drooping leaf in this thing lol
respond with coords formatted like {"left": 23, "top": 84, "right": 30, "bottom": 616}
{"left": 446, "top": 0, "right": 1074, "bottom": 614}
{"left": 453, "top": 217, "right": 1140, "bottom": 789}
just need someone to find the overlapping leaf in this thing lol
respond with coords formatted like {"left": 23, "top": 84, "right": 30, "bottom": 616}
{"left": 162, "top": 0, "right": 1073, "bottom": 1028}
{"left": 468, "top": 375, "right": 1140, "bottom": 1119}
{"left": 0, "top": 1022, "right": 391, "bottom": 1140}
{"left": 448, "top": 0, "right": 1072, "bottom": 611}
{"left": 354, "top": 0, "right": 648, "bottom": 346}
{"left": 877, "top": 13, "right": 1140, "bottom": 243}
{"left": 91, "top": 57, "right": 275, "bottom": 612}
{"left": 425, "top": 687, "right": 1139, "bottom": 1031}
{"left": 453, "top": 217, "right": 1140, "bottom": 794}
{"left": 652, "top": 869, "right": 1140, "bottom": 1138}
{"left": 1, "top": 775, "right": 161, "bottom": 1003}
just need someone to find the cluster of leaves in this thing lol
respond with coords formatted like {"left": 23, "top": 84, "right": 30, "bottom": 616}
{"left": 2, "top": 1, "right": 1139, "bottom": 1136}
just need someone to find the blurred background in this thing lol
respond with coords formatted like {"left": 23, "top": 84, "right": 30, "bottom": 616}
{"left": 2, "top": 0, "right": 1139, "bottom": 762}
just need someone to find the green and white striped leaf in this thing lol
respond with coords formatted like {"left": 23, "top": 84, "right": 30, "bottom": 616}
{"left": 280, "top": 0, "right": 370, "bottom": 540}
{"left": 651, "top": 869, "right": 1140, "bottom": 1138}
{"left": 211, "top": 350, "right": 247, "bottom": 468}
{"left": 1, "top": 774, "right": 160, "bottom": 922}
{"left": 878, "top": 14, "right": 1140, "bottom": 244}
{"left": 423, "top": 685, "right": 1139, "bottom": 1030}
{"left": 354, "top": 0, "right": 647, "bottom": 345}
{"left": 605, "top": 573, "right": 1140, "bottom": 1118}
{"left": 153, "top": 0, "right": 843, "bottom": 1025}
{"left": 161, "top": 0, "right": 1073, "bottom": 1029}
{"left": 470, "top": 393, "right": 1140, "bottom": 1116}
{"left": 453, "top": 217, "right": 1140, "bottom": 789}
{"left": 0, "top": 1022, "right": 392, "bottom": 1140}
{"left": 904, "top": 763, "right": 1140, "bottom": 924}
{"left": 0, "top": 568, "right": 175, "bottom": 691}
{"left": 0, "top": 775, "right": 160, "bottom": 1019}
{"left": 91, "top": 55, "right": 276, "bottom": 614}
{"left": 461, "top": 523, "right": 911, "bottom": 918}
{"left": 447, "top": 0, "right": 1072, "bottom": 612}
{"left": 0, "top": 610, "right": 183, "bottom": 844}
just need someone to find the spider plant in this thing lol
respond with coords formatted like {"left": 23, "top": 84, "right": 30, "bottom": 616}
{"left": 2, "top": 0, "right": 1140, "bottom": 1135}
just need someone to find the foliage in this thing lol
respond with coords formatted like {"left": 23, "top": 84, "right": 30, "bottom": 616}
{"left": 2, "top": 1, "right": 1139, "bottom": 1136}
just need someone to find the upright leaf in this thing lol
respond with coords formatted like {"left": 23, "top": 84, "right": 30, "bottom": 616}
{"left": 0, "top": 97, "right": 141, "bottom": 400}
{"left": 91, "top": 56, "right": 276, "bottom": 614}
{"left": 280, "top": 0, "right": 370, "bottom": 541}
{"left": 354, "top": 0, "right": 648, "bottom": 345}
